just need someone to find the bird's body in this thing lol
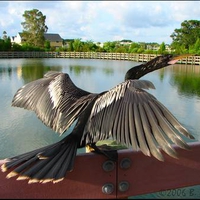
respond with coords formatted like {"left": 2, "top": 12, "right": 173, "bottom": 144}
{"left": 1, "top": 54, "right": 195, "bottom": 183}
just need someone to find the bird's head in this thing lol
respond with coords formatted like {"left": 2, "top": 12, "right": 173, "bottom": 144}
{"left": 125, "top": 54, "right": 192, "bottom": 80}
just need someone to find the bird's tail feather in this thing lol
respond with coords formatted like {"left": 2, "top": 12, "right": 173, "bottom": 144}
{"left": 1, "top": 136, "right": 78, "bottom": 184}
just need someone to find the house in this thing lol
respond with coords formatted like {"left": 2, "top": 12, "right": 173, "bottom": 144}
{"left": 146, "top": 43, "right": 172, "bottom": 52}
{"left": 94, "top": 42, "right": 104, "bottom": 48}
{"left": 11, "top": 32, "right": 63, "bottom": 49}
{"left": 119, "top": 39, "right": 133, "bottom": 46}
{"left": 44, "top": 33, "right": 63, "bottom": 49}
{"left": 11, "top": 33, "right": 26, "bottom": 44}
{"left": 63, "top": 39, "right": 74, "bottom": 48}
{"left": 146, "top": 44, "right": 160, "bottom": 51}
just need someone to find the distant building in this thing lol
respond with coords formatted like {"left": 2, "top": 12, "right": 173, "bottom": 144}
{"left": 146, "top": 44, "right": 160, "bottom": 51}
{"left": 63, "top": 39, "right": 74, "bottom": 48}
{"left": 165, "top": 44, "right": 172, "bottom": 52}
{"left": 11, "top": 33, "right": 26, "bottom": 44}
{"left": 94, "top": 42, "right": 104, "bottom": 48}
{"left": 146, "top": 43, "right": 171, "bottom": 52}
{"left": 44, "top": 33, "right": 63, "bottom": 49}
{"left": 119, "top": 39, "right": 133, "bottom": 45}
{"left": 11, "top": 32, "right": 63, "bottom": 49}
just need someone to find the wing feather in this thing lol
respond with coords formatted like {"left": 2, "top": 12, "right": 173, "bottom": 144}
{"left": 119, "top": 102, "right": 126, "bottom": 145}
{"left": 124, "top": 101, "right": 131, "bottom": 146}
{"left": 134, "top": 103, "right": 150, "bottom": 156}
{"left": 143, "top": 103, "right": 178, "bottom": 158}
{"left": 113, "top": 99, "right": 124, "bottom": 142}
{"left": 148, "top": 101, "right": 190, "bottom": 150}
{"left": 84, "top": 79, "right": 194, "bottom": 160}
{"left": 154, "top": 100, "right": 194, "bottom": 139}
{"left": 128, "top": 103, "right": 139, "bottom": 151}
{"left": 138, "top": 103, "right": 164, "bottom": 161}
{"left": 12, "top": 71, "right": 93, "bottom": 134}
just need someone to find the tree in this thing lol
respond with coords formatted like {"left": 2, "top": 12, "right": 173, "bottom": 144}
{"left": 67, "top": 41, "right": 74, "bottom": 51}
{"left": 21, "top": 9, "right": 48, "bottom": 47}
{"left": 103, "top": 41, "right": 117, "bottom": 52}
{"left": 44, "top": 40, "right": 51, "bottom": 51}
{"left": 129, "top": 42, "right": 140, "bottom": 53}
{"left": 72, "top": 38, "right": 83, "bottom": 51}
{"left": 2, "top": 31, "right": 7, "bottom": 40}
{"left": 158, "top": 42, "right": 166, "bottom": 54}
{"left": 189, "top": 38, "right": 200, "bottom": 54}
{"left": 170, "top": 20, "right": 200, "bottom": 50}
{"left": 0, "top": 36, "right": 11, "bottom": 51}
{"left": 4, "top": 36, "right": 11, "bottom": 50}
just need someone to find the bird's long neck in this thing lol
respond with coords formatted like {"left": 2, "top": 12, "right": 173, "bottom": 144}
{"left": 125, "top": 55, "right": 173, "bottom": 80}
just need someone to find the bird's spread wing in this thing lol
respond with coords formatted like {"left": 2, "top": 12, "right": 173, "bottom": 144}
{"left": 12, "top": 71, "right": 95, "bottom": 134}
{"left": 83, "top": 79, "right": 194, "bottom": 161}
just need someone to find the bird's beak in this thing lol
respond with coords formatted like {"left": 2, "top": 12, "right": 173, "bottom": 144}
{"left": 167, "top": 54, "right": 193, "bottom": 65}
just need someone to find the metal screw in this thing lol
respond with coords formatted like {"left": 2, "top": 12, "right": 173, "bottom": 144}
{"left": 102, "top": 160, "right": 115, "bottom": 172}
{"left": 102, "top": 183, "right": 114, "bottom": 194}
{"left": 120, "top": 158, "right": 131, "bottom": 169}
{"left": 118, "top": 181, "right": 129, "bottom": 192}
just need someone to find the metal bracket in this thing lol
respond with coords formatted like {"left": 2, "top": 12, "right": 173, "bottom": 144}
{"left": 102, "top": 157, "right": 131, "bottom": 194}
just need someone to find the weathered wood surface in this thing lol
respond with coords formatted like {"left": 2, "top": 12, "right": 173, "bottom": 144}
{"left": 0, "top": 141, "right": 200, "bottom": 199}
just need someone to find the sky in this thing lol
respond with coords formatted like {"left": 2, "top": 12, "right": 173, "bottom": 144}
{"left": 0, "top": 1, "right": 200, "bottom": 44}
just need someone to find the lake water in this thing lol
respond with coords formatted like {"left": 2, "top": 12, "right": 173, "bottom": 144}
{"left": 0, "top": 58, "right": 200, "bottom": 198}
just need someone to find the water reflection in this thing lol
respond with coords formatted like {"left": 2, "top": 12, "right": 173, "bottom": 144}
{"left": 170, "top": 64, "right": 200, "bottom": 98}
{"left": 20, "top": 59, "right": 62, "bottom": 83}
{"left": 69, "top": 65, "right": 114, "bottom": 76}
{"left": 0, "top": 58, "right": 200, "bottom": 198}
{"left": 102, "top": 67, "right": 114, "bottom": 75}
{"left": 0, "top": 58, "right": 200, "bottom": 159}
{"left": 1, "top": 59, "right": 199, "bottom": 98}
{"left": 157, "top": 64, "right": 200, "bottom": 98}
{"left": 69, "top": 65, "right": 95, "bottom": 76}
{"left": 0, "top": 66, "right": 12, "bottom": 78}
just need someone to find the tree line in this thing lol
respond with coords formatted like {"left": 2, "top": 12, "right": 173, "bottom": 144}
{"left": 1, "top": 9, "right": 200, "bottom": 55}
{"left": 0, "top": 35, "right": 169, "bottom": 54}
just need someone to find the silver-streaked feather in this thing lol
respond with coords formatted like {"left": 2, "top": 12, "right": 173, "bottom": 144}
{"left": 83, "top": 79, "right": 193, "bottom": 160}
{"left": 12, "top": 72, "right": 94, "bottom": 135}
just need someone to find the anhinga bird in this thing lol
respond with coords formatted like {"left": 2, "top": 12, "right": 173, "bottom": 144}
{"left": 1, "top": 54, "right": 195, "bottom": 184}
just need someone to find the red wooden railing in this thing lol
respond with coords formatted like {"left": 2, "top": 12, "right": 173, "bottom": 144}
{"left": 1, "top": 141, "right": 200, "bottom": 199}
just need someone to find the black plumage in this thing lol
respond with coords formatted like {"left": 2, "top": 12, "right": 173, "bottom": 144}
{"left": 1, "top": 54, "right": 195, "bottom": 183}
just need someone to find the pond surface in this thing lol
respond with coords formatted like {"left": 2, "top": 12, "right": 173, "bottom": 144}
{"left": 0, "top": 58, "right": 200, "bottom": 198}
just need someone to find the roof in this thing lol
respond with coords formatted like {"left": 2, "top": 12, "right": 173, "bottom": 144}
{"left": 120, "top": 39, "right": 132, "bottom": 42}
{"left": 44, "top": 33, "right": 63, "bottom": 42}
{"left": 18, "top": 32, "right": 63, "bottom": 42}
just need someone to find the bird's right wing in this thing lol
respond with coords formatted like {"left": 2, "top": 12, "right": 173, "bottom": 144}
{"left": 83, "top": 79, "right": 195, "bottom": 161}
{"left": 12, "top": 71, "right": 94, "bottom": 134}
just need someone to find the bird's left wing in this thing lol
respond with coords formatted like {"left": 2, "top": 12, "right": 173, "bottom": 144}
{"left": 83, "top": 80, "right": 194, "bottom": 161}
{"left": 11, "top": 71, "right": 95, "bottom": 135}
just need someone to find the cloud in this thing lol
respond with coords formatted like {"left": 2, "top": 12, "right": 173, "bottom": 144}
{"left": 0, "top": 1, "right": 200, "bottom": 44}
{"left": 169, "top": 1, "right": 200, "bottom": 22}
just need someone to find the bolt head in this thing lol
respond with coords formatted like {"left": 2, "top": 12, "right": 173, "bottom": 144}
{"left": 102, "top": 160, "right": 115, "bottom": 172}
{"left": 118, "top": 181, "right": 129, "bottom": 192}
{"left": 120, "top": 158, "right": 131, "bottom": 169}
{"left": 102, "top": 183, "right": 114, "bottom": 194}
